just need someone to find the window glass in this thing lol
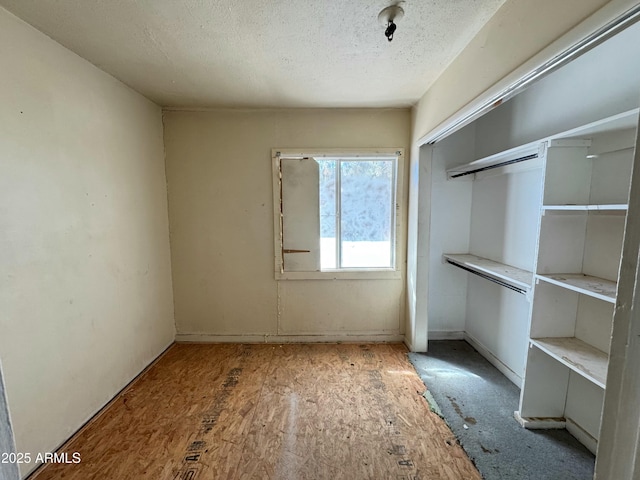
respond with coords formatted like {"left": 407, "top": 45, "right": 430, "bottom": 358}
{"left": 340, "top": 160, "right": 393, "bottom": 268}
{"left": 318, "top": 158, "right": 395, "bottom": 270}
{"left": 319, "top": 160, "right": 337, "bottom": 269}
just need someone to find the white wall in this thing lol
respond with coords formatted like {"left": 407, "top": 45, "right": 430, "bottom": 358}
{"left": 412, "top": 0, "right": 617, "bottom": 142}
{"left": 0, "top": 8, "right": 175, "bottom": 477}
{"left": 163, "top": 109, "right": 410, "bottom": 342}
{"left": 473, "top": 19, "right": 640, "bottom": 158}
{"left": 469, "top": 169, "right": 542, "bottom": 272}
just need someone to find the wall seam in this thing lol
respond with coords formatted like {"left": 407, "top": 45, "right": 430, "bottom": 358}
{"left": 161, "top": 109, "right": 179, "bottom": 338}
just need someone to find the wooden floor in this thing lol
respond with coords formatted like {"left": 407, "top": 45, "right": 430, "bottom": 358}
{"left": 31, "top": 343, "right": 481, "bottom": 480}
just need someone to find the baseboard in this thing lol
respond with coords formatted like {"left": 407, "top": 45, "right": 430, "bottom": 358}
{"left": 464, "top": 333, "right": 522, "bottom": 387}
{"left": 514, "top": 410, "right": 566, "bottom": 429}
{"left": 175, "top": 333, "right": 405, "bottom": 344}
{"left": 566, "top": 417, "right": 598, "bottom": 454}
{"left": 428, "top": 330, "right": 465, "bottom": 340}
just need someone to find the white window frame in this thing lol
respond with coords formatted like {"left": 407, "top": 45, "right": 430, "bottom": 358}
{"left": 272, "top": 148, "right": 404, "bottom": 280}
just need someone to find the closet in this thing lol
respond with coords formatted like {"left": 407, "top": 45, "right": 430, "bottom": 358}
{"left": 443, "top": 110, "right": 637, "bottom": 453}
{"left": 431, "top": 138, "right": 544, "bottom": 386}
{"left": 422, "top": 19, "right": 640, "bottom": 455}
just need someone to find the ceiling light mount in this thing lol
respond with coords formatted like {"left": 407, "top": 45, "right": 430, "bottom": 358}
{"left": 378, "top": 4, "right": 405, "bottom": 42}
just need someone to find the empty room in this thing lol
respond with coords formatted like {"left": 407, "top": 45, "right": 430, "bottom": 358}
{"left": 2, "top": 1, "right": 640, "bottom": 479}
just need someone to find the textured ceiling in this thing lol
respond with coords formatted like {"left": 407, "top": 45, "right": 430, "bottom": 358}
{"left": 0, "top": 0, "right": 507, "bottom": 108}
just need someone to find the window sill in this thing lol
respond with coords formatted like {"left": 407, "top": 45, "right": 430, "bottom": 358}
{"left": 275, "top": 270, "right": 402, "bottom": 280}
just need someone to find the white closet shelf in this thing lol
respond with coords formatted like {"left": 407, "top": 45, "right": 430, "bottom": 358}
{"left": 446, "top": 142, "right": 540, "bottom": 180}
{"left": 548, "top": 108, "right": 638, "bottom": 141}
{"left": 530, "top": 337, "right": 608, "bottom": 389}
{"left": 536, "top": 274, "right": 616, "bottom": 303}
{"left": 542, "top": 204, "right": 627, "bottom": 215}
{"left": 444, "top": 254, "right": 533, "bottom": 292}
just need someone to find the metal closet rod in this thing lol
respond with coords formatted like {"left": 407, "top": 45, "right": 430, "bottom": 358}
{"left": 445, "top": 259, "right": 527, "bottom": 295}
{"left": 449, "top": 153, "right": 538, "bottom": 179}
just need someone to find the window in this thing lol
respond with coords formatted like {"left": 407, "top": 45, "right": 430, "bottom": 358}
{"left": 318, "top": 158, "right": 395, "bottom": 269}
{"left": 272, "top": 149, "right": 403, "bottom": 280}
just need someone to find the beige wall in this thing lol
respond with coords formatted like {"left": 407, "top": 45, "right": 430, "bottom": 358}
{"left": 163, "top": 109, "right": 410, "bottom": 342}
{"left": 0, "top": 8, "right": 175, "bottom": 476}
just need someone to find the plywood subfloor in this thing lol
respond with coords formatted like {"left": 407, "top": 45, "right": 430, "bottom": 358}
{"left": 30, "top": 343, "right": 481, "bottom": 480}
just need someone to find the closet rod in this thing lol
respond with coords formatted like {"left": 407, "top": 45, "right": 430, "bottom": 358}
{"left": 449, "top": 153, "right": 538, "bottom": 179}
{"left": 446, "top": 259, "right": 527, "bottom": 295}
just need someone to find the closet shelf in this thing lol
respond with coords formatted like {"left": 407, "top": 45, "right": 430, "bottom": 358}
{"left": 536, "top": 274, "right": 616, "bottom": 304}
{"left": 446, "top": 142, "right": 540, "bottom": 180}
{"left": 444, "top": 254, "right": 533, "bottom": 293}
{"left": 542, "top": 204, "right": 627, "bottom": 215}
{"left": 530, "top": 337, "right": 608, "bottom": 389}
